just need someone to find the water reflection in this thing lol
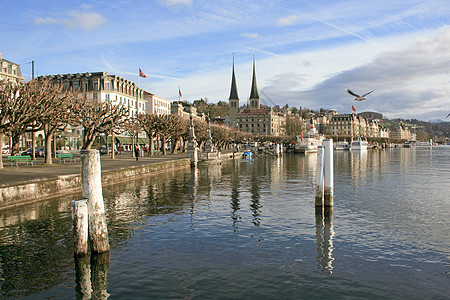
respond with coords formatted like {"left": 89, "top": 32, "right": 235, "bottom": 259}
{"left": 75, "top": 253, "right": 110, "bottom": 299}
{"left": 315, "top": 207, "right": 334, "bottom": 273}
{"left": 230, "top": 160, "right": 241, "bottom": 232}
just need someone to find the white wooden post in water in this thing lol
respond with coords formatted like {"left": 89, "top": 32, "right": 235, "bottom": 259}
{"left": 72, "top": 199, "right": 89, "bottom": 255}
{"left": 315, "top": 146, "right": 324, "bottom": 206}
{"left": 323, "top": 139, "right": 334, "bottom": 207}
{"left": 81, "top": 149, "right": 110, "bottom": 253}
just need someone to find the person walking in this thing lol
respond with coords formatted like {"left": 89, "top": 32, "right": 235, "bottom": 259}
{"left": 134, "top": 145, "right": 139, "bottom": 161}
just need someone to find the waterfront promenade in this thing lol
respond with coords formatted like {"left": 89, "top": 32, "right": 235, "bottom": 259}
{"left": 0, "top": 152, "right": 190, "bottom": 209}
{"left": 0, "top": 152, "right": 187, "bottom": 187}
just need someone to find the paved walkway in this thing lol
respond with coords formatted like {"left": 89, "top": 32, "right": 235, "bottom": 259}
{"left": 0, "top": 152, "right": 188, "bottom": 187}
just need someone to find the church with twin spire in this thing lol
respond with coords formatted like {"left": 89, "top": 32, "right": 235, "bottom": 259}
{"left": 228, "top": 56, "right": 284, "bottom": 136}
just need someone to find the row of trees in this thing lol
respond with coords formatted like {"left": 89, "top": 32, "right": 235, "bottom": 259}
{"left": 0, "top": 79, "right": 129, "bottom": 168}
{"left": 0, "top": 79, "right": 259, "bottom": 169}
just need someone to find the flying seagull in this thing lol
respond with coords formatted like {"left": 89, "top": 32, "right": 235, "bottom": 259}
{"left": 346, "top": 88, "right": 374, "bottom": 101}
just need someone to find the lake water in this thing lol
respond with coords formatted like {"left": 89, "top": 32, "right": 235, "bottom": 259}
{"left": 1, "top": 146, "right": 449, "bottom": 299}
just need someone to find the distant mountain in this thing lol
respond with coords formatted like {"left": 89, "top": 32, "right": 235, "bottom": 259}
{"left": 429, "top": 119, "right": 445, "bottom": 124}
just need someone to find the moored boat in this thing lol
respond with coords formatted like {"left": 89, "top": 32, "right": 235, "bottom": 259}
{"left": 295, "top": 118, "right": 324, "bottom": 153}
{"left": 334, "top": 140, "right": 350, "bottom": 150}
{"left": 350, "top": 137, "right": 368, "bottom": 150}
{"left": 295, "top": 137, "right": 324, "bottom": 153}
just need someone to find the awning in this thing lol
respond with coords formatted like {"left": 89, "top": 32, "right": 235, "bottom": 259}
{"left": 115, "top": 136, "right": 133, "bottom": 144}
{"left": 138, "top": 138, "right": 148, "bottom": 145}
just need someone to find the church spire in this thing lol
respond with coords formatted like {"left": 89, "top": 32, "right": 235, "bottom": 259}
{"left": 249, "top": 54, "right": 260, "bottom": 108}
{"left": 229, "top": 54, "right": 239, "bottom": 100}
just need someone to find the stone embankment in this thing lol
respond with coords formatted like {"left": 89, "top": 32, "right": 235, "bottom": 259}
{"left": 0, "top": 151, "right": 243, "bottom": 210}
{"left": 0, "top": 153, "right": 190, "bottom": 210}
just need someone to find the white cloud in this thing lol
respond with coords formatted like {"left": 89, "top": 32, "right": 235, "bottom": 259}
{"left": 158, "top": 0, "right": 193, "bottom": 6}
{"left": 34, "top": 8, "right": 106, "bottom": 31}
{"left": 259, "top": 27, "right": 450, "bottom": 120}
{"left": 64, "top": 11, "right": 106, "bottom": 31}
{"left": 34, "top": 17, "right": 59, "bottom": 25}
{"left": 277, "top": 14, "right": 299, "bottom": 27}
{"left": 241, "top": 32, "right": 260, "bottom": 39}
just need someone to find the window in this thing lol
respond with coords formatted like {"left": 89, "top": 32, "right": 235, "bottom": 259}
{"left": 105, "top": 82, "right": 110, "bottom": 91}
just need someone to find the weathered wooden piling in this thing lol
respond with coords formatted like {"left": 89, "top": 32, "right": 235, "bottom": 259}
{"left": 323, "top": 139, "right": 334, "bottom": 207}
{"left": 72, "top": 199, "right": 89, "bottom": 255}
{"left": 80, "top": 149, "right": 110, "bottom": 253}
{"left": 315, "top": 146, "right": 325, "bottom": 206}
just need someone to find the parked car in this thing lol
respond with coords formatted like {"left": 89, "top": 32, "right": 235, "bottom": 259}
{"left": 1, "top": 148, "right": 10, "bottom": 154}
{"left": 99, "top": 146, "right": 118, "bottom": 155}
{"left": 21, "top": 148, "right": 45, "bottom": 157}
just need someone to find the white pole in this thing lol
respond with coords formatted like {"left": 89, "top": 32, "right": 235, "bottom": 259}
{"left": 81, "top": 149, "right": 110, "bottom": 253}
{"left": 315, "top": 146, "right": 324, "bottom": 206}
{"left": 323, "top": 139, "right": 334, "bottom": 207}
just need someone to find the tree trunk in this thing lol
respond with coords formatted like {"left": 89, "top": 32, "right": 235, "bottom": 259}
{"left": 0, "top": 132, "right": 4, "bottom": 169}
{"left": 148, "top": 134, "right": 154, "bottom": 157}
{"left": 44, "top": 133, "right": 53, "bottom": 165}
{"left": 161, "top": 135, "right": 167, "bottom": 155}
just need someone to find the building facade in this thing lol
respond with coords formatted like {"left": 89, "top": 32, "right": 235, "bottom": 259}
{"left": 327, "top": 113, "right": 388, "bottom": 139}
{"left": 144, "top": 92, "right": 171, "bottom": 115}
{"left": 0, "top": 52, "right": 24, "bottom": 82}
{"left": 41, "top": 72, "right": 147, "bottom": 118}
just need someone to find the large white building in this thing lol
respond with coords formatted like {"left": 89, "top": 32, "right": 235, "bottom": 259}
{"left": 144, "top": 92, "right": 171, "bottom": 115}
{"left": 41, "top": 72, "right": 147, "bottom": 117}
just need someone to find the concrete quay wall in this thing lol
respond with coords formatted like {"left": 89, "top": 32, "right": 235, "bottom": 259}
{"left": 0, "top": 158, "right": 191, "bottom": 210}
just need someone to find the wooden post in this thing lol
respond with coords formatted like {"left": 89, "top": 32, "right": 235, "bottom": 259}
{"left": 315, "top": 146, "right": 324, "bottom": 206}
{"left": 323, "top": 139, "right": 334, "bottom": 207}
{"left": 72, "top": 199, "right": 89, "bottom": 255}
{"left": 81, "top": 149, "right": 110, "bottom": 253}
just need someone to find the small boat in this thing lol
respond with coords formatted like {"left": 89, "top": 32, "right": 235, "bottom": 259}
{"left": 242, "top": 151, "right": 253, "bottom": 158}
{"left": 350, "top": 137, "right": 368, "bottom": 151}
{"left": 295, "top": 118, "right": 324, "bottom": 153}
{"left": 295, "top": 137, "right": 324, "bottom": 153}
{"left": 334, "top": 140, "right": 350, "bottom": 150}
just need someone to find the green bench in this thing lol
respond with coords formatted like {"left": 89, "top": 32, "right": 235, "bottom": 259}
{"left": 56, "top": 153, "right": 77, "bottom": 163}
{"left": 8, "top": 155, "right": 33, "bottom": 167}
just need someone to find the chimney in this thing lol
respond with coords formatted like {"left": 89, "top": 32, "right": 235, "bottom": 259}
{"left": 0, "top": 52, "right": 2, "bottom": 60}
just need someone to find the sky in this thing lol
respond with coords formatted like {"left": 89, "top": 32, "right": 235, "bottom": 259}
{"left": 1, "top": 0, "right": 449, "bottom": 121}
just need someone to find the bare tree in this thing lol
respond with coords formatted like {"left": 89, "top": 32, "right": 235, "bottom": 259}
{"left": 34, "top": 80, "right": 79, "bottom": 164}
{"left": 123, "top": 116, "right": 141, "bottom": 156}
{"left": 137, "top": 113, "right": 160, "bottom": 156}
{"left": 72, "top": 95, "right": 129, "bottom": 149}
{"left": 0, "top": 79, "right": 50, "bottom": 168}
{"left": 0, "top": 80, "right": 21, "bottom": 168}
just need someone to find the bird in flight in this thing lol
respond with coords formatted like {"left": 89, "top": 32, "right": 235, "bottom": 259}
{"left": 346, "top": 88, "right": 374, "bottom": 101}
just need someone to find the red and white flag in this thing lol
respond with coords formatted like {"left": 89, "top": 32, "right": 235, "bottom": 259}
{"left": 179, "top": 87, "right": 182, "bottom": 98}
{"left": 352, "top": 105, "right": 356, "bottom": 112}
{"left": 139, "top": 68, "right": 147, "bottom": 78}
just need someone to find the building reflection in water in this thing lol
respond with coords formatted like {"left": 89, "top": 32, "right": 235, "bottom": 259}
{"left": 315, "top": 207, "right": 335, "bottom": 273}
{"left": 75, "top": 252, "right": 110, "bottom": 299}
{"left": 250, "top": 161, "right": 262, "bottom": 228}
